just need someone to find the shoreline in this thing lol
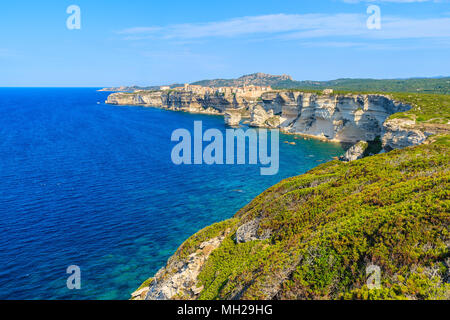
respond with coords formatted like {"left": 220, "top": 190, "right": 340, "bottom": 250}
{"left": 106, "top": 101, "right": 349, "bottom": 146}
{"left": 101, "top": 88, "right": 449, "bottom": 300}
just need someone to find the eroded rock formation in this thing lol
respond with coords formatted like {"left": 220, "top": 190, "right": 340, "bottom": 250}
{"left": 106, "top": 90, "right": 416, "bottom": 151}
{"left": 339, "top": 141, "right": 368, "bottom": 162}
{"left": 382, "top": 118, "right": 429, "bottom": 151}
{"left": 133, "top": 230, "right": 231, "bottom": 300}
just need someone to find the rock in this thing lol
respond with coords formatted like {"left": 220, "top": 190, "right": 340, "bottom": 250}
{"left": 235, "top": 219, "right": 271, "bottom": 243}
{"left": 250, "top": 105, "right": 280, "bottom": 128}
{"left": 131, "top": 287, "right": 150, "bottom": 300}
{"left": 144, "top": 232, "right": 229, "bottom": 300}
{"left": 382, "top": 118, "right": 429, "bottom": 151}
{"left": 339, "top": 141, "right": 369, "bottom": 162}
{"left": 106, "top": 90, "right": 228, "bottom": 114}
{"left": 250, "top": 105, "right": 270, "bottom": 127}
{"left": 224, "top": 109, "right": 242, "bottom": 127}
{"left": 106, "top": 90, "right": 415, "bottom": 145}
{"left": 248, "top": 93, "right": 412, "bottom": 143}
{"left": 191, "top": 285, "right": 204, "bottom": 295}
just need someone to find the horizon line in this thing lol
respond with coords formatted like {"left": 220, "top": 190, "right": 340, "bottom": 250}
{"left": 1, "top": 75, "right": 449, "bottom": 88}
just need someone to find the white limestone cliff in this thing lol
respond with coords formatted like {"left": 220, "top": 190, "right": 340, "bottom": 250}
{"left": 224, "top": 109, "right": 242, "bottom": 127}
{"left": 106, "top": 90, "right": 437, "bottom": 153}
{"left": 339, "top": 141, "right": 369, "bottom": 162}
{"left": 257, "top": 93, "right": 412, "bottom": 144}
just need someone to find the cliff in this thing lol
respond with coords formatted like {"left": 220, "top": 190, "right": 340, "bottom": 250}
{"left": 106, "top": 90, "right": 257, "bottom": 115}
{"left": 106, "top": 89, "right": 441, "bottom": 152}
{"left": 253, "top": 92, "right": 414, "bottom": 144}
{"left": 133, "top": 135, "right": 450, "bottom": 300}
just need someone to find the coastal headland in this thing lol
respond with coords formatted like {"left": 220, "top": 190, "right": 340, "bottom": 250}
{"left": 101, "top": 74, "right": 450, "bottom": 300}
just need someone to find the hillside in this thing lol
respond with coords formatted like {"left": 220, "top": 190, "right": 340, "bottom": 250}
{"left": 134, "top": 135, "right": 450, "bottom": 300}
{"left": 99, "top": 74, "right": 450, "bottom": 95}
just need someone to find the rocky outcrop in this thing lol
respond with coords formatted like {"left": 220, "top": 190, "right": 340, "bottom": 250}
{"left": 339, "top": 141, "right": 368, "bottom": 162}
{"left": 256, "top": 93, "right": 412, "bottom": 144}
{"left": 107, "top": 91, "right": 164, "bottom": 107}
{"left": 106, "top": 90, "right": 436, "bottom": 152}
{"left": 382, "top": 118, "right": 429, "bottom": 151}
{"left": 235, "top": 219, "right": 272, "bottom": 243}
{"left": 141, "top": 233, "right": 229, "bottom": 300}
{"left": 250, "top": 105, "right": 280, "bottom": 128}
{"left": 106, "top": 91, "right": 227, "bottom": 114}
{"left": 224, "top": 109, "right": 242, "bottom": 127}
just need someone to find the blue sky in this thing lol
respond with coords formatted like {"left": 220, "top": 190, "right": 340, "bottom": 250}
{"left": 0, "top": 0, "right": 449, "bottom": 86}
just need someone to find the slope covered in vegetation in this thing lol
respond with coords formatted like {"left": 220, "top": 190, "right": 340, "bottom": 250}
{"left": 144, "top": 136, "right": 449, "bottom": 300}
{"left": 388, "top": 93, "right": 450, "bottom": 124}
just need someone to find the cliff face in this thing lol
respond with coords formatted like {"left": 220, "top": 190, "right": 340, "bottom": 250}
{"left": 106, "top": 90, "right": 415, "bottom": 148}
{"left": 257, "top": 92, "right": 412, "bottom": 143}
{"left": 106, "top": 90, "right": 265, "bottom": 114}
{"left": 132, "top": 137, "right": 450, "bottom": 300}
{"left": 382, "top": 118, "right": 429, "bottom": 151}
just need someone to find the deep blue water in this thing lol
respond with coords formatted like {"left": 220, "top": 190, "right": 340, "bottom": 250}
{"left": 0, "top": 88, "right": 344, "bottom": 300}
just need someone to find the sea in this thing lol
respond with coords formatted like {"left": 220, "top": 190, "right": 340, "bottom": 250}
{"left": 0, "top": 88, "right": 344, "bottom": 299}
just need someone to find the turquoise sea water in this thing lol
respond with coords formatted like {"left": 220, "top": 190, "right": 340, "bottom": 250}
{"left": 0, "top": 88, "right": 344, "bottom": 299}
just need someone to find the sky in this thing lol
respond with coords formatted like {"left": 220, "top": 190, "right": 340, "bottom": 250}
{"left": 0, "top": 0, "right": 449, "bottom": 87}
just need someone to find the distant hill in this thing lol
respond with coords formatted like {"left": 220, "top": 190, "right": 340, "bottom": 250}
{"left": 191, "top": 72, "right": 293, "bottom": 88}
{"left": 192, "top": 73, "right": 450, "bottom": 94}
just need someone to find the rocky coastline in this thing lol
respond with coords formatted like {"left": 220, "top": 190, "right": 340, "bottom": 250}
{"left": 103, "top": 85, "right": 449, "bottom": 300}
{"left": 105, "top": 88, "right": 431, "bottom": 154}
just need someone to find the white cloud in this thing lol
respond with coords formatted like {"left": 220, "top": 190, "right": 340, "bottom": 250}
{"left": 119, "top": 14, "right": 345, "bottom": 39}
{"left": 118, "top": 13, "right": 450, "bottom": 42}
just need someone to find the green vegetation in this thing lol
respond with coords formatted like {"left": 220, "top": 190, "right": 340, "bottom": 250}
{"left": 136, "top": 277, "right": 154, "bottom": 291}
{"left": 183, "top": 136, "right": 450, "bottom": 300}
{"left": 388, "top": 93, "right": 450, "bottom": 123}
{"left": 192, "top": 74, "right": 450, "bottom": 94}
{"left": 273, "top": 78, "right": 450, "bottom": 95}
{"left": 363, "top": 137, "right": 382, "bottom": 157}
